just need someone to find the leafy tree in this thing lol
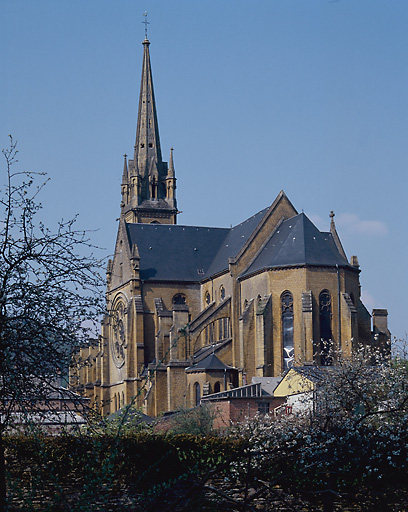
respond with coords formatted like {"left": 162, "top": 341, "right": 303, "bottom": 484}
{"left": 227, "top": 344, "right": 408, "bottom": 511}
{"left": 166, "top": 403, "right": 218, "bottom": 436}
{"left": 0, "top": 137, "right": 103, "bottom": 509}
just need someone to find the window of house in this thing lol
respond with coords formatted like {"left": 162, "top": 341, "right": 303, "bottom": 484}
{"left": 205, "top": 292, "right": 211, "bottom": 305}
{"left": 258, "top": 402, "right": 270, "bottom": 415}
{"left": 214, "top": 381, "right": 221, "bottom": 393}
{"left": 281, "top": 291, "right": 294, "bottom": 370}
{"left": 319, "top": 290, "right": 333, "bottom": 365}
{"left": 220, "top": 286, "right": 226, "bottom": 300}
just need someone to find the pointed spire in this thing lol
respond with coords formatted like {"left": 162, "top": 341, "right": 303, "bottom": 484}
{"left": 329, "top": 211, "right": 347, "bottom": 261}
{"left": 122, "top": 154, "right": 128, "bottom": 184}
{"left": 168, "top": 147, "right": 175, "bottom": 177}
{"left": 122, "top": 36, "right": 178, "bottom": 224}
{"left": 131, "top": 243, "right": 140, "bottom": 260}
{"left": 134, "top": 38, "right": 163, "bottom": 180}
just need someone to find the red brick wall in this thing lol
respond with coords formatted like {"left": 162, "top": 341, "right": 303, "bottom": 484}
{"left": 212, "top": 397, "right": 285, "bottom": 429}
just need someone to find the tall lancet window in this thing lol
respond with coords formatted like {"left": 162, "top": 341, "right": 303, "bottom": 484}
{"left": 194, "top": 382, "right": 201, "bottom": 406}
{"left": 281, "top": 291, "right": 294, "bottom": 370}
{"left": 151, "top": 176, "right": 157, "bottom": 199}
{"left": 319, "top": 290, "right": 333, "bottom": 366}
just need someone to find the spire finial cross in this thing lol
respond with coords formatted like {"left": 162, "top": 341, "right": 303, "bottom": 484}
{"left": 142, "top": 11, "right": 150, "bottom": 39}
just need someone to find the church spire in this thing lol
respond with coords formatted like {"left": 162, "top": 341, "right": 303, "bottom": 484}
{"left": 121, "top": 37, "right": 178, "bottom": 224}
{"left": 133, "top": 38, "right": 163, "bottom": 178}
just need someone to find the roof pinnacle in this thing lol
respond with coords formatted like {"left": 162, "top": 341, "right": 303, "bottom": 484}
{"left": 122, "top": 153, "right": 128, "bottom": 184}
{"left": 168, "top": 147, "right": 175, "bottom": 177}
{"left": 329, "top": 210, "right": 347, "bottom": 261}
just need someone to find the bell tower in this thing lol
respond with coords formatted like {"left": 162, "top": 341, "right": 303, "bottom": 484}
{"left": 121, "top": 38, "right": 178, "bottom": 224}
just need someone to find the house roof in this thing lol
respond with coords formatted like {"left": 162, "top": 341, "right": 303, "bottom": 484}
{"left": 273, "top": 365, "right": 345, "bottom": 397}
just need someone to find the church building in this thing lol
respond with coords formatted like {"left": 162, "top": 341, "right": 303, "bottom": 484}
{"left": 73, "top": 37, "right": 390, "bottom": 417}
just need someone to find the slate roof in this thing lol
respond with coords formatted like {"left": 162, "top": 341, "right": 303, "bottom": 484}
{"left": 205, "top": 207, "right": 269, "bottom": 276}
{"left": 126, "top": 223, "right": 229, "bottom": 282}
{"left": 125, "top": 207, "right": 268, "bottom": 282}
{"left": 242, "top": 213, "right": 350, "bottom": 277}
{"left": 125, "top": 210, "right": 350, "bottom": 283}
{"left": 185, "top": 353, "right": 234, "bottom": 372}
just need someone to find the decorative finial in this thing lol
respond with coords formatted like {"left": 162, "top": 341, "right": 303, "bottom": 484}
{"left": 123, "top": 153, "right": 127, "bottom": 160}
{"left": 330, "top": 211, "right": 335, "bottom": 222}
{"left": 142, "top": 11, "right": 150, "bottom": 40}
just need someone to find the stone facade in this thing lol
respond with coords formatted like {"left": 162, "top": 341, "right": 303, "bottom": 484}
{"left": 71, "top": 38, "right": 390, "bottom": 417}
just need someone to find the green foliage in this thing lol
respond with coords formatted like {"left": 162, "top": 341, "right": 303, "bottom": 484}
{"left": 5, "top": 431, "right": 244, "bottom": 511}
{"left": 166, "top": 404, "right": 218, "bottom": 436}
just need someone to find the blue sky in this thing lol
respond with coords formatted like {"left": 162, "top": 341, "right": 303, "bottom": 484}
{"left": 2, "top": 0, "right": 407, "bottom": 341}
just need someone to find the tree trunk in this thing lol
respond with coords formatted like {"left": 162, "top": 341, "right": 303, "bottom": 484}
{"left": 0, "top": 433, "right": 6, "bottom": 512}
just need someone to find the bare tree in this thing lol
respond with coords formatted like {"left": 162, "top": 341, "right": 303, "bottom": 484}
{"left": 0, "top": 137, "right": 104, "bottom": 509}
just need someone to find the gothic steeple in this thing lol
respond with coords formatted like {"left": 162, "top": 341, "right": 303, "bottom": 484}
{"left": 122, "top": 38, "right": 178, "bottom": 224}
{"left": 134, "top": 39, "right": 162, "bottom": 177}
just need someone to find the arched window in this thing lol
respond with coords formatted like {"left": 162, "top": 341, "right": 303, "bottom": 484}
{"left": 214, "top": 381, "right": 221, "bottom": 394}
{"left": 281, "top": 291, "right": 294, "bottom": 370}
{"left": 319, "top": 290, "right": 333, "bottom": 366}
{"left": 173, "top": 293, "right": 186, "bottom": 305}
{"left": 194, "top": 382, "right": 201, "bottom": 406}
{"left": 205, "top": 292, "right": 211, "bottom": 306}
{"left": 220, "top": 286, "right": 226, "bottom": 301}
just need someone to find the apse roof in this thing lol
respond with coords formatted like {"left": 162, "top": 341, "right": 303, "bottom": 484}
{"left": 242, "top": 213, "right": 350, "bottom": 277}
